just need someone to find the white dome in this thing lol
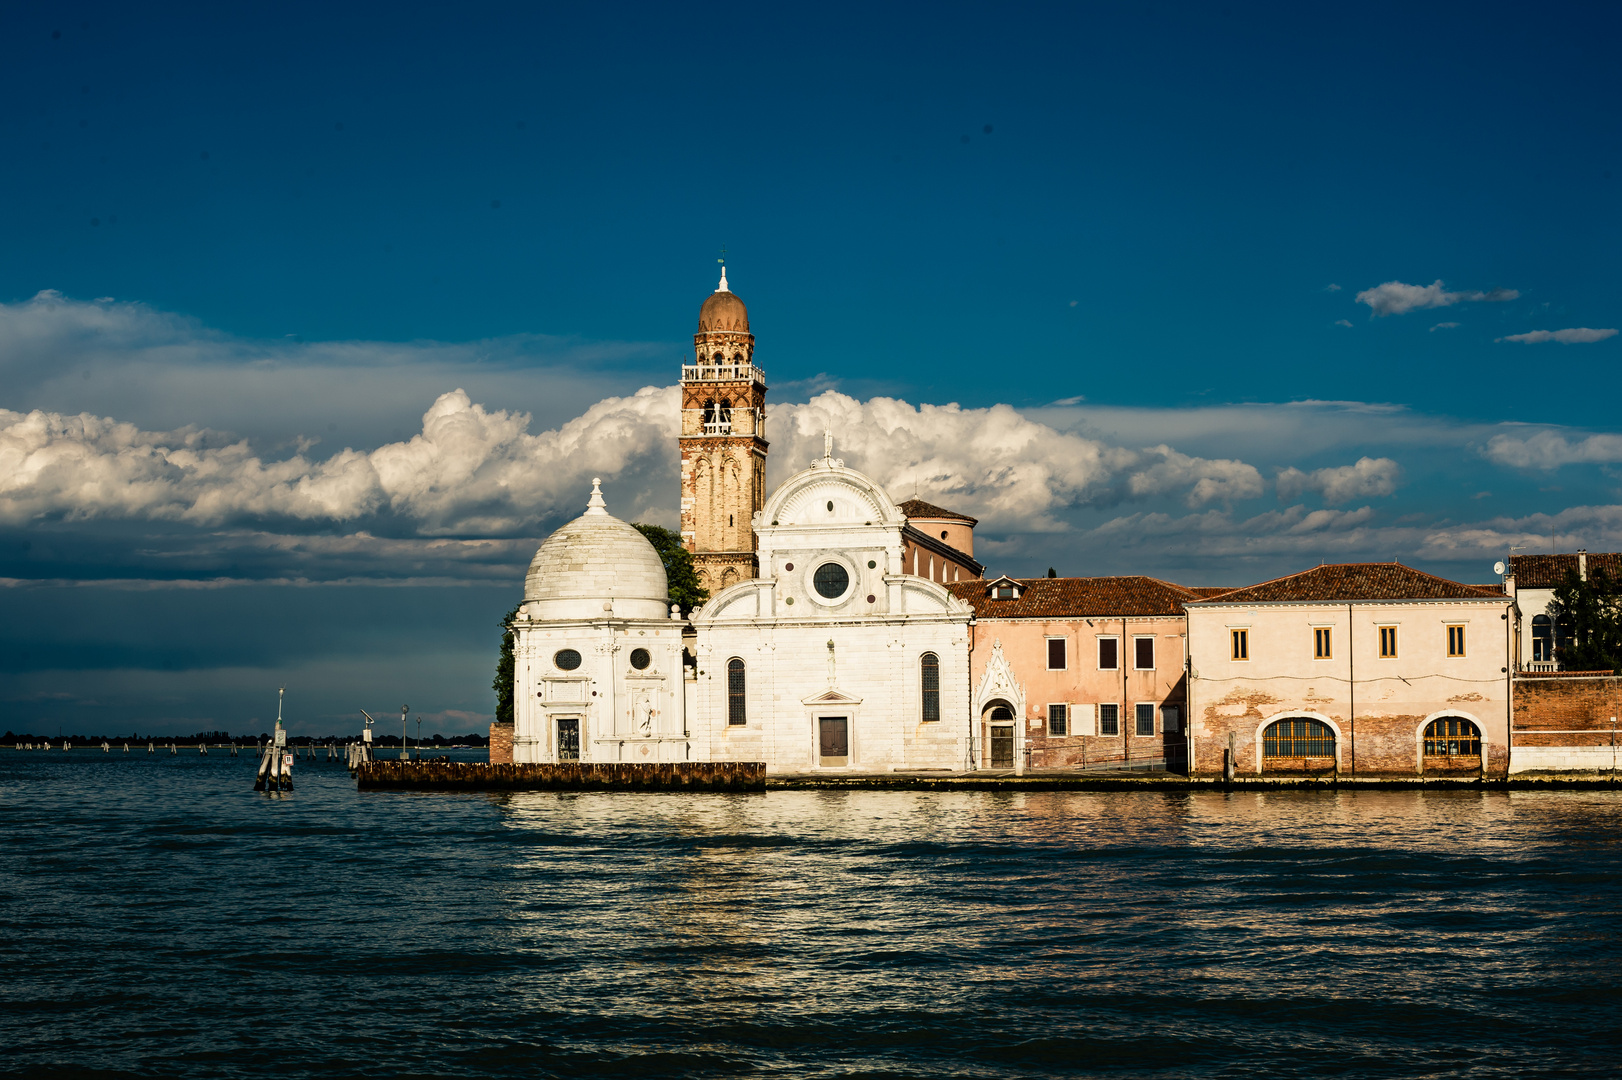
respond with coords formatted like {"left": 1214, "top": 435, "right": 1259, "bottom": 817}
{"left": 523, "top": 480, "right": 670, "bottom": 621}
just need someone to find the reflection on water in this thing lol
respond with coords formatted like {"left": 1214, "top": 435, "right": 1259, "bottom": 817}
{"left": 2, "top": 753, "right": 1621, "bottom": 1078}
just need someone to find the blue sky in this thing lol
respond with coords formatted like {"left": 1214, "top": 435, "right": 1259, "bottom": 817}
{"left": 3, "top": 2, "right": 1619, "bottom": 736}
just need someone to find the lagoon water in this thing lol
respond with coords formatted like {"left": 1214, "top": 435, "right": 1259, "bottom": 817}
{"left": 3, "top": 752, "right": 1621, "bottom": 1078}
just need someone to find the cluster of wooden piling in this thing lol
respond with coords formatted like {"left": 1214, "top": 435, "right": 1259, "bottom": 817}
{"left": 355, "top": 760, "right": 766, "bottom": 793}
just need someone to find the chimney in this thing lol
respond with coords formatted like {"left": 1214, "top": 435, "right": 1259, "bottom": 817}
{"left": 1579, "top": 549, "right": 1588, "bottom": 582}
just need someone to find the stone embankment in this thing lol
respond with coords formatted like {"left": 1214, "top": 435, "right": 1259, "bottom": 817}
{"left": 355, "top": 760, "right": 766, "bottom": 792}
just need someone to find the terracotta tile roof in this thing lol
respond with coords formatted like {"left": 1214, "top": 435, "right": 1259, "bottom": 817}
{"left": 1192, "top": 563, "right": 1504, "bottom": 604}
{"left": 1187, "top": 586, "right": 1239, "bottom": 598}
{"left": 898, "top": 498, "right": 978, "bottom": 526}
{"left": 1508, "top": 552, "right": 1622, "bottom": 589}
{"left": 945, "top": 576, "right": 1199, "bottom": 618}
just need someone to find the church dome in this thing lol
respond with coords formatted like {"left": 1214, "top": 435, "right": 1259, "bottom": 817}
{"left": 698, "top": 275, "right": 749, "bottom": 333}
{"left": 524, "top": 480, "right": 671, "bottom": 621}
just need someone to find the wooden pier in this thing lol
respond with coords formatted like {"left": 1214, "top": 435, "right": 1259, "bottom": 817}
{"left": 355, "top": 760, "right": 766, "bottom": 793}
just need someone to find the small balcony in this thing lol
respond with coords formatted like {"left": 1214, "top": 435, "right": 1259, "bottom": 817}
{"left": 682, "top": 362, "right": 766, "bottom": 385}
{"left": 702, "top": 421, "right": 732, "bottom": 435}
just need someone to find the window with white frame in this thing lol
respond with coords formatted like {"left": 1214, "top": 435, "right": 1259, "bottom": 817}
{"left": 1046, "top": 637, "right": 1067, "bottom": 670}
{"left": 1098, "top": 637, "right": 1119, "bottom": 670}
{"left": 1048, "top": 703, "right": 1068, "bottom": 736}
{"left": 1134, "top": 703, "right": 1156, "bottom": 736}
{"left": 1231, "top": 628, "right": 1249, "bottom": 661}
{"left": 1098, "top": 703, "right": 1120, "bottom": 736}
{"left": 1133, "top": 637, "right": 1155, "bottom": 670}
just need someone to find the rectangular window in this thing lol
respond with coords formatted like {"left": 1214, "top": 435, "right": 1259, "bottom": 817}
{"left": 1048, "top": 704, "right": 1068, "bottom": 737}
{"left": 1161, "top": 706, "right": 1181, "bottom": 733}
{"left": 1379, "top": 626, "right": 1398, "bottom": 658}
{"left": 1231, "top": 628, "right": 1249, "bottom": 661}
{"left": 1098, "top": 703, "right": 1120, "bottom": 736}
{"left": 1447, "top": 624, "right": 1466, "bottom": 657}
{"left": 1135, "top": 702, "right": 1156, "bottom": 736}
{"left": 1098, "top": 637, "right": 1119, "bottom": 670}
{"left": 1134, "top": 637, "right": 1155, "bottom": 670}
{"left": 1314, "top": 627, "right": 1333, "bottom": 660}
{"left": 1047, "top": 637, "right": 1067, "bottom": 670}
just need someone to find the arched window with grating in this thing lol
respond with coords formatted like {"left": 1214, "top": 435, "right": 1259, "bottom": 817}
{"left": 1424, "top": 717, "right": 1481, "bottom": 756}
{"left": 920, "top": 653, "right": 940, "bottom": 722}
{"left": 1263, "top": 718, "right": 1335, "bottom": 758}
{"left": 727, "top": 658, "right": 746, "bottom": 726}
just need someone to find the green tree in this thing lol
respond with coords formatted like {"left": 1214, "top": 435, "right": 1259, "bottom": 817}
{"left": 1547, "top": 568, "right": 1622, "bottom": 673}
{"left": 492, "top": 601, "right": 521, "bottom": 726}
{"left": 633, "top": 522, "right": 709, "bottom": 615}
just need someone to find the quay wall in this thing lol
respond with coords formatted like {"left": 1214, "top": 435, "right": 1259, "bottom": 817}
{"left": 356, "top": 760, "right": 765, "bottom": 792}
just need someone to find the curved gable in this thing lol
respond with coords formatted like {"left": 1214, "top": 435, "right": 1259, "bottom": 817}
{"left": 761, "top": 463, "right": 904, "bottom": 528}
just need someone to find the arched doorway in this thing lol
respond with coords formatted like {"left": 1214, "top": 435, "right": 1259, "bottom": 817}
{"left": 1261, "top": 717, "right": 1337, "bottom": 774}
{"left": 984, "top": 702, "right": 1016, "bottom": 769}
{"left": 1422, "top": 716, "right": 1482, "bottom": 772}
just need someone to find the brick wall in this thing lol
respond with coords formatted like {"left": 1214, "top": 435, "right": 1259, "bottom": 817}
{"left": 1512, "top": 674, "right": 1622, "bottom": 772}
{"left": 488, "top": 722, "right": 514, "bottom": 764}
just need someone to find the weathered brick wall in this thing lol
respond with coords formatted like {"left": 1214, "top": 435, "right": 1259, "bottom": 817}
{"left": 1512, "top": 675, "right": 1622, "bottom": 772}
{"left": 488, "top": 722, "right": 513, "bottom": 764}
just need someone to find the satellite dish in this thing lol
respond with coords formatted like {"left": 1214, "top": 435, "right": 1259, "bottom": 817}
{"left": 1493, "top": 561, "right": 1506, "bottom": 576}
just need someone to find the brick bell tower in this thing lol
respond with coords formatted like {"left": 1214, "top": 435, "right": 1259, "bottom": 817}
{"left": 679, "top": 266, "right": 768, "bottom": 595}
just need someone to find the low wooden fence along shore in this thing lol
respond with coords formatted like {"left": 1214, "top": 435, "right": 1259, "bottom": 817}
{"left": 356, "top": 760, "right": 767, "bottom": 793}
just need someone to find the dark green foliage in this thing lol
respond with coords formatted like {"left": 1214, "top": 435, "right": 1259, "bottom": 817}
{"left": 1047, "top": 567, "right": 1057, "bottom": 578}
{"left": 493, "top": 602, "right": 521, "bottom": 725}
{"left": 1548, "top": 568, "right": 1622, "bottom": 673}
{"left": 633, "top": 522, "right": 710, "bottom": 615}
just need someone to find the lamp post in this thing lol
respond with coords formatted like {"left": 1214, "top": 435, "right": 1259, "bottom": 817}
{"left": 417, "top": 714, "right": 424, "bottom": 755}
{"left": 400, "top": 704, "right": 410, "bottom": 761}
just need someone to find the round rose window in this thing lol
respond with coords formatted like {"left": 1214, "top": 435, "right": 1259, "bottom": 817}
{"left": 813, "top": 563, "right": 850, "bottom": 599}
{"left": 630, "top": 648, "right": 651, "bottom": 670}
{"left": 554, "top": 648, "right": 582, "bottom": 671}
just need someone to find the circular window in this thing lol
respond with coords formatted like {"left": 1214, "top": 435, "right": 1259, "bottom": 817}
{"left": 941, "top": 530, "right": 949, "bottom": 540}
{"left": 554, "top": 649, "right": 582, "bottom": 671}
{"left": 813, "top": 563, "right": 850, "bottom": 599}
{"left": 867, "top": 560, "right": 876, "bottom": 569}
{"left": 630, "top": 648, "right": 651, "bottom": 670}
{"left": 784, "top": 562, "right": 794, "bottom": 571}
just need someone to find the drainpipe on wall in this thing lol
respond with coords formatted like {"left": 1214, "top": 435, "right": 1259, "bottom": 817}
{"left": 1122, "top": 617, "right": 1129, "bottom": 766}
{"left": 1506, "top": 600, "right": 1514, "bottom": 777}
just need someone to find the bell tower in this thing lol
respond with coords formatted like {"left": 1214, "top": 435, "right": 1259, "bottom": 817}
{"left": 679, "top": 267, "right": 768, "bottom": 595}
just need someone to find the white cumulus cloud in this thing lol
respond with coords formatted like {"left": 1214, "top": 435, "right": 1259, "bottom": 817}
{"left": 1496, "top": 327, "right": 1618, "bottom": 344}
{"left": 1355, "top": 279, "right": 1519, "bottom": 317}
{"left": 0, "top": 387, "right": 682, "bottom": 534}
{"left": 1275, "top": 457, "right": 1402, "bottom": 504}
{"left": 1483, "top": 430, "right": 1622, "bottom": 469}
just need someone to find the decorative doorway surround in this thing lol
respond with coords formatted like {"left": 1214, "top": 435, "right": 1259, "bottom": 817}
{"left": 973, "top": 639, "right": 1026, "bottom": 773}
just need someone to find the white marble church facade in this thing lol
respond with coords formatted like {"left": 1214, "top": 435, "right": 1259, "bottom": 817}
{"left": 688, "top": 442, "right": 974, "bottom": 772}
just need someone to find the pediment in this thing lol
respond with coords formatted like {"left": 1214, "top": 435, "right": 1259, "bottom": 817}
{"left": 801, "top": 688, "right": 864, "bottom": 706}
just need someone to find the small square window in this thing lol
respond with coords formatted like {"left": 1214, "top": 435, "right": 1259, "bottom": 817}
{"left": 1098, "top": 638, "right": 1119, "bottom": 670}
{"left": 1135, "top": 703, "right": 1156, "bottom": 736}
{"left": 1314, "top": 627, "right": 1333, "bottom": 660}
{"left": 1048, "top": 703, "right": 1068, "bottom": 736}
{"left": 1447, "top": 625, "right": 1466, "bottom": 657}
{"left": 1134, "top": 637, "right": 1155, "bottom": 670}
{"left": 1379, "top": 626, "right": 1398, "bottom": 658}
{"left": 1047, "top": 638, "right": 1067, "bottom": 670}
{"left": 1098, "top": 703, "right": 1120, "bottom": 736}
{"left": 1231, "top": 629, "right": 1249, "bottom": 661}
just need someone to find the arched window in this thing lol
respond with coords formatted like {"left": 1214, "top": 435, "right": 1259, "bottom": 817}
{"left": 1263, "top": 718, "right": 1335, "bottom": 758}
{"left": 727, "top": 658, "right": 746, "bottom": 725}
{"left": 702, "top": 399, "right": 718, "bottom": 425}
{"left": 989, "top": 705, "right": 1013, "bottom": 721}
{"left": 920, "top": 653, "right": 940, "bottom": 722}
{"left": 1424, "top": 717, "right": 1481, "bottom": 756}
{"left": 1532, "top": 614, "right": 1552, "bottom": 662}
